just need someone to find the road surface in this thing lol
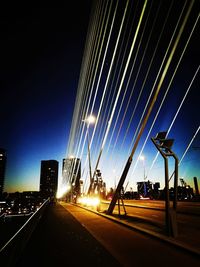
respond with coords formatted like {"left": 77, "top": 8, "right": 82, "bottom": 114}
{"left": 61, "top": 202, "right": 200, "bottom": 266}
{"left": 11, "top": 202, "right": 200, "bottom": 267}
{"left": 99, "top": 199, "right": 200, "bottom": 252}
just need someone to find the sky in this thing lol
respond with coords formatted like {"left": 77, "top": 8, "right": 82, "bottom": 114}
{"left": 1, "top": 1, "right": 200, "bottom": 194}
{"left": 64, "top": 0, "right": 200, "bottom": 193}
{"left": 1, "top": 3, "right": 92, "bottom": 192}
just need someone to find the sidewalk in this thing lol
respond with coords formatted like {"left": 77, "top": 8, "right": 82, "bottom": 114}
{"left": 15, "top": 203, "right": 121, "bottom": 267}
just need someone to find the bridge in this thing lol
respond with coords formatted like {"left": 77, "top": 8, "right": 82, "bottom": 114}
{"left": 60, "top": 0, "right": 199, "bottom": 211}
{"left": 1, "top": 0, "right": 200, "bottom": 266}
{"left": 0, "top": 199, "right": 200, "bottom": 266}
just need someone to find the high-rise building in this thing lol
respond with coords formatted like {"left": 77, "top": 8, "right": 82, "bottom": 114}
{"left": 40, "top": 160, "right": 58, "bottom": 198}
{"left": 0, "top": 148, "right": 6, "bottom": 196}
{"left": 62, "top": 157, "right": 81, "bottom": 194}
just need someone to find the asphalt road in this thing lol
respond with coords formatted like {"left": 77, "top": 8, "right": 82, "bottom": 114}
{"left": 120, "top": 199, "right": 200, "bottom": 216}
{"left": 99, "top": 200, "right": 200, "bottom": 252}
{"left": 61, "top": 202, "right": 200, "bottom": 266}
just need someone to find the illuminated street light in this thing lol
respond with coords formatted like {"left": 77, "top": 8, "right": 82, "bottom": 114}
{"left": 56, "top": 184, "right": 71, "bottom": 199}
{"left": 139, "top": 155, "right": 145, "bottom": 161}
{"left": 83, "top": 115, "right": 96, "bottom": 125}
{"left": 151, "top": 132, "right": 179, "bottom": 237}
{"left": 113, "top": 169, "right": 117, "bottom": 189}
{"left": 139, "top": 155, "right": 147, "bottom": 196}
{"left": 139, "top": 155, "right": 146, "bottom": 179}
{"left": 83, "top": 115, "right": 96, "bottom": 190}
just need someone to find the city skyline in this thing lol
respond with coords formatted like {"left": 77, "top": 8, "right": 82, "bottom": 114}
{"left": 1, "top": 1, "right": 200, "bottom": 194}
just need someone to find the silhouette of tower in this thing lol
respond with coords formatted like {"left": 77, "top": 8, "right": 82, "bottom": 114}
{"left": 40, "top": 160, "right": 58, "bottom": 199}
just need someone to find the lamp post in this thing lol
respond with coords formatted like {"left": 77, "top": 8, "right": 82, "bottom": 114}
{"left": 113, "top": 169, "right": 117, "bottom": 190}
{"left": 139, "top": 155, "right": 147, "bottom": 196}
{"left": 151, "top": 131, "right": 179, "bottom": 237}
{"left": 83, "top": 115, "right": 96, "bottom": 193}
{"left": 139, "top": 155, "right": 146, "bottom": 180}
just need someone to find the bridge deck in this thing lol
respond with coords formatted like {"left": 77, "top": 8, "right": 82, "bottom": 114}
{"left": 15, "top": 202, "right": 121, "bottom": 267}
{"left": 15, "top": 202, "right": 199, "bottom": 267}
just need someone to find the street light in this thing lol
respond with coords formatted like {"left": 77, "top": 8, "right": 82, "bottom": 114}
{"left": 82, "top": 115, "right": 96, "bottom": 191}
{"left": 84, "top": 115, "right": 96, "bottom": 125}
{"left": 113, "top": 169, "right": 117, "bottom": 189}
{"left": 139, "top": 155, "right": 146, "bottom": 180}
{"left": 139, "top": 155, "right": 147, "bottom": 197}
{"left": 151, "top": 131, "right": 179, "bottom": 237}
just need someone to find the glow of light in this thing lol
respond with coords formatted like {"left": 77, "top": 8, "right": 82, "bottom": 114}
{"left": 84, "top": 115, "right": 96, "bottom": 124}
{"left": 139, "top": 195, "right": 150, "bottom": 200}
{"left": 56, "top": 185, "right": 71, "bottom": 199}
{"left": 77, "top": 196, "right": 100, "bottom": 207}
{"left": 139, "top": 155, "right": 145, "bottom": 161}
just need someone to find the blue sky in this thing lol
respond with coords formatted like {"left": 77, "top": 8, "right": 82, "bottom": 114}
{"left": 65, "top": 0, "right": 200, "bottom": 193}
{"left": 1, "top": 1, "right": 199, "bottom": 194}
{"left": 1, "top": 4, "right": 91, "bottom": 192}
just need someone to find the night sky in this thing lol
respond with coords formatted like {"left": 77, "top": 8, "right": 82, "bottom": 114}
{"left": 1, "top": 1, "right": 200, "bottom": 194}
{"left": 64, "top": 0, "right": 200, "bottom": 193}
{"left": 1, "top": 3, "right": 92, "bottom": 192}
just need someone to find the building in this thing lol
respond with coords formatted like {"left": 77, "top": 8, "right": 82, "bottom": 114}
{"left": 40, "top": 160, "right": 58, "bottom": 199}
{"left": 137, "top": 180, "right": 153, "bottom": 197}
{"left": 137, "top": 180, "right": 160, "bottom": 199}
{"left": 0, "top": 148, "right": 6, "bottom": 196}
{"left": 62, "top": 157, "right": 81, "bottom": 195}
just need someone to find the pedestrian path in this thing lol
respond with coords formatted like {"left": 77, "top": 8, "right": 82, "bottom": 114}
{"left": 15, "top": 203, "right": 121, "bottom": 267}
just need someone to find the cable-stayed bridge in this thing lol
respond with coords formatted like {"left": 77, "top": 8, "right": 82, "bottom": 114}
{"left": 1, "top": 1, "right": 200, "bottom": 266}
{"left": 62, "top": 0, "right": 199, "bottom": 200}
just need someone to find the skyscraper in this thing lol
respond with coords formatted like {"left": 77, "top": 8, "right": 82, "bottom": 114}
{"left": 40, "top": 160, "right": 58, "bottom": 199}
{"left": 0, "top": 148, "right": 6, "bottom": 196}
{"left": 62, "top": 157, "right": 81, "bottom": 195}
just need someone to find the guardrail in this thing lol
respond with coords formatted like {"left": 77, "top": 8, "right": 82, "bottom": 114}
{"left": 0, "top": 198, "right": 50, "bottom": 266}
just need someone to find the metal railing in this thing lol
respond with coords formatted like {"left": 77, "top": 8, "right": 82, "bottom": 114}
{"left": 0, "top": 198, "right": 50, "bottom": 267}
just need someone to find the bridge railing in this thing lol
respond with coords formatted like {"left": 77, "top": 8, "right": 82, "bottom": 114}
{"left": 0, "top": 198, "right": 50, "bottom": 267}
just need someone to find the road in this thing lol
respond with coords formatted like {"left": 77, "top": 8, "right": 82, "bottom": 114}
{"left": 99, "top": 199, "right": 200, "bottom": 252}
{"left": 122, "top": 199, "right": 200, "bottom": 215}
{"left": 9, "top": 201, "right": 200, "bottom": 266}
{"left": 61, "top": 202, "right": 200, "bottom": 266}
